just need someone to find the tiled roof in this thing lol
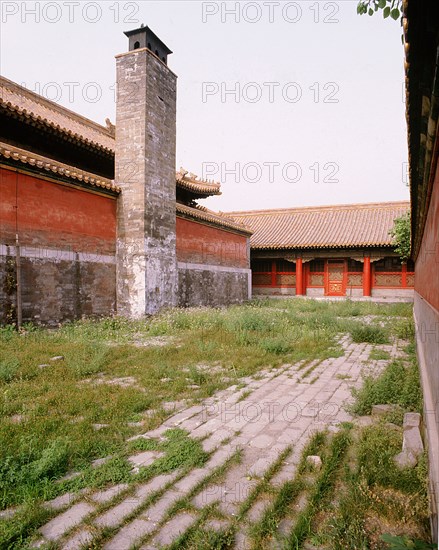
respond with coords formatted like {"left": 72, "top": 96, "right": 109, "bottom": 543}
{"left": 403, "top": 0, "right": 439, "bottom": 259}
{"left": 0, "top": 77, "right": 220, "bottom": 197}
{"left": 0, "top": 76, "right": 114, "bottom": 153}
{"left": 228, "top": 202, "right": 410, "bottom": 250}
{"left": 0, "top": 142, "right": 120, "bottom": 194}
{"left": 176, "top": 203, "right": 253, "bottom": 235}
{"left": 176, "top": 168, "right": 221, "bottom": 197}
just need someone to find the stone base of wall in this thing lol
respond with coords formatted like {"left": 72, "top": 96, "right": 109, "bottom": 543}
{"left": 178, "top": 262, "right": 251, "bottom": 307}
{"left": 372, "top": 288, "right": 414, "bottom": 301}
{"left": 0, "top": 245, "right": 116, "bottom": 326}
{"left": 253, "top": 287, "right": 414, "bottom": 301}
{"left": 346, "top": 288, "right": 363, "bottom": 298}
{"left": 253, "top": 287, "right": 296, "bottom": 296}
{"left": 414, "top": 292, "right": 439, "bottom": 542}
{"left": 306, "top": 288, "right": 324, "bottom": 297}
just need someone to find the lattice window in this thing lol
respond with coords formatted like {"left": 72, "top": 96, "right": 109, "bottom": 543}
{"left": 276, "top": 274, "right": 296, "bottom": 286}
{"left": 374, "top": 274, "right": 402, "bottom": 287}
{"left": 252, "top": 273, "right": 272, "bottom": 286}
{"left": 328, "top": 265, "right": 344, "bottom": 281}
{"left": 348, "top": 274, "right": 363, "bottom": 286}
{"left": 310, "top": 274, "right": 324, "bottom": 286}
{"left": 406, "top": 274, "right": 415, "bottom": 287}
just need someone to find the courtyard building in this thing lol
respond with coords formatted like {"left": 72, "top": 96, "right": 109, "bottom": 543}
{"left": 230, "top": 201, "right": 414, "bottom": 301}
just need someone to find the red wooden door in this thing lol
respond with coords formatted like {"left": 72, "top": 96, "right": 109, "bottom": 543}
{"left": 326, "top": 260, "right": 346, "bottom": 296}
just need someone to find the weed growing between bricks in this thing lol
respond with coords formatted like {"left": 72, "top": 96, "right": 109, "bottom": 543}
{"left": 351, "top": 345, "right": 423, "bottom": 418}
{"left": 132, "top": 429, "right": 208, "bottom": 480}
{"left": 308, "top": 425, "right": 431, "bottom": 548}
{"left": 0, "top": 299, "right": 417, "bottom": 547}
{"left": 286, "top": 427, "right": 352, "bottom": 549}
{"left": 250, "top": 478, "right": 306, "bottom": 547}
{"left": 301, "top": 326, "right": 431, "bottom": 549}
{"left": 246, "top": 431, "right": 329, "bottom": 548}
{"left": 132, "top": 449, "right": 243, "bottom": 549}
{"left": 236, "top": 445, "right": 292, "bottom": 520}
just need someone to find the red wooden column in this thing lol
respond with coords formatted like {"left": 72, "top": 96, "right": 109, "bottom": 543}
{"left": 402, "top": 262, "right": 407, "bottom": 288}
{"left": 296, "top": 258, "right": 303, "bottom": 296}
{"left": 363, "top": 256, "right": 371, "bottom": 297}
{"left": 302, "top": 262, "right": 308, "bottom": 295}
{"left": 271, "top": 260, "right": 276, "bottom": 287}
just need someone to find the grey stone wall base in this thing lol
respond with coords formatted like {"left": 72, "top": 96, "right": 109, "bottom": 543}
{"left": 0, "top": 252, "right": 116, "bottom": 326}
{"left": 414, "top": 292, "right": 439, "bottom": 543}
{"left": 178, "top": 265, "right": 250, "bottom": 307}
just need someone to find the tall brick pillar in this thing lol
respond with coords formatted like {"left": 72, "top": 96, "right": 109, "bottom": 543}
{"left": 115, "top": 26, "right": 177, "bottom": 317}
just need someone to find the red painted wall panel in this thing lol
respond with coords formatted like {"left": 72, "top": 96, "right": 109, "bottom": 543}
{"left": 176, "top": 216, "right": 249, "bottom": 269}
{"left": 415, "top": 160, "right": 439, "bottom": 312}
{"left": 0, "top": 167, "right": 116, "bottom": 254}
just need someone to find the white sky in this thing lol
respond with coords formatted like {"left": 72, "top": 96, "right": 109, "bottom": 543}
{"left": 0, "top": 0, "right": 409, "bottom": 211}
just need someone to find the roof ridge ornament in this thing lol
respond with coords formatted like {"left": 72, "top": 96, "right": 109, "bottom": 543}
{"left": 176, "top": 167, "right": 220, "bottom": 187}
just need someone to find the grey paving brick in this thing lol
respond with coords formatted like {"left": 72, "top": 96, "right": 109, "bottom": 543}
{"left": 40, "top": 502, "right": 94, "bottom": 541}
{"left": 90, "top": 483, "right": 129, "bottom": 504}
{"left": 61, "top": 529, "right": 94, "bottom": 550}
{"left": 249, "top": 434, "right": 274, "bottom": 449}
{"left": 142, "top": 490, "right": 183, "bottom": 523}
{"left": 205, "top": 447, "right": 233, "bottom": 470}
{"left": 247, "top": 498, "right": 270, "bottom": 523}
{"left": 204, "top": 518, "right": 230, "bottom": 532}
{"left": 128, "top": 450, "right": 164, "bottom": 472}
{"left": 43, "top": 493, "right": 76, "bottom": 511}
{"left": 173, "top": 468, "right": 208, "bottom": 493}
{"left": 94, "top": 475, "right": 175, "bottom": 529}
{"left": 192, "top": 484, "right": 223, "bottom": 508}
{"left": 94, "top": 497, "right": 141, "bottom": 529}
{"left": 104, "top": 518, "right": 155, "bottom": 550}
{"left": 148, "top": 512, "right": 195, "bottom": 547}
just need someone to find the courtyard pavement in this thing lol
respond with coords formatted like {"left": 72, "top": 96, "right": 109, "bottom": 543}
{"left": 32, "top": 334, "right": 405, "bottom": 549}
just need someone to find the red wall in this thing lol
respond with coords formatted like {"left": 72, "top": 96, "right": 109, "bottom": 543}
{"left": 415, "top": 161, "right": 439, "bottom": 312}
{"left": 0, "top": 167, "right": 116, "bottom": 254}
{"left": 176, "top": 216, "right": 249, "bottom": 269}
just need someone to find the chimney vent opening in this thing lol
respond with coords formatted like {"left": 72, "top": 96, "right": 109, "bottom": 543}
{"left": 124, "top": 26, "right": 173, "bottom": 64}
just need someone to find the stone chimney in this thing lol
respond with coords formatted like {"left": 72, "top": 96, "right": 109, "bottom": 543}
{"left": 115, "top": 26, "right": 177, "bottom": 317}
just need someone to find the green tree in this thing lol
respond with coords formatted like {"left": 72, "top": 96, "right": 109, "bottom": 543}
{"left": 389, "top": 212, "right": 411, "bottom": 262}
{"left": 357, "top": 0, "right": 402, "bottom": 21}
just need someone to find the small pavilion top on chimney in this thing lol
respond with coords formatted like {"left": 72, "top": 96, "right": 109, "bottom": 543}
{"left": 124, "top": 25, "right": 172, "bottom": 65}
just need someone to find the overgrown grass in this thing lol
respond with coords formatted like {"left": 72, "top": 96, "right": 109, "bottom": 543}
{"left": 369, "top": 348, "right": 391, "bottom": 361}
{"left": 351, "top": 356, "right": 423, "bottom": 416}
{"left": 287, "top": 428, "right": 352, "bottom": 549}
{"left": 310, "top": 325, "right": 431, "bottom": 549}
{"left": 350, "top": 323, "right": 389, "bottom": 344}
{"left": 312, "top": 423, "right": 431, "bottom": 549}
{"left": 0, "top": 299, "right": 413, "bottom": 538}
{"left": 133, "top": 428, "right": 208, "bottom": 481}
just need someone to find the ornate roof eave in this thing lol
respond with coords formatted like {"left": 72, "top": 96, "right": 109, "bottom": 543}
{"left": 175, "top": 167, "right": 222, "bottom": 197}
{"left": 0, "top": 100, "right": 115, "bottom": 156}
{"left": 403, "top": 0, "right": 439, "bottom": 260}
{"left": 176, "top": 203, "right": 253, "bottom": 236}
{"left": 0, "top": 142, "right": 120, "bottom": 194}
{"left": 250, "top": 242, "right": 395, "bottom": 251}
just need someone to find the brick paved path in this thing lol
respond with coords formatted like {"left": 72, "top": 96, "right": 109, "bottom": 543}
{"left": 32, "top": 335, "right": 403, "bottom": 549}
